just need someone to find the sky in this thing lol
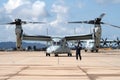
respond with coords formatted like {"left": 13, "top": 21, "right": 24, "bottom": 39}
{"left": 0, "top": 0, "right": 120, "bottom": 42}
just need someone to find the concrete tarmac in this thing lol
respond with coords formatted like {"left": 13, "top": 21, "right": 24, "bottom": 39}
{"left": 0, "top": 50, "right": 120, "bottom": 80}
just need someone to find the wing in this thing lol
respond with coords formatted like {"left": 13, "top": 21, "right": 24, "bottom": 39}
{"left": 23, "top": 34, "right": 52, "bottom": 41}
{"left": 65, "top": 34, "right": 93, "bottom": 41}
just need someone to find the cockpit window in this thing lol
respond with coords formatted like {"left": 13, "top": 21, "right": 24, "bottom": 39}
{"left": 53, "top": 41, "right": 61, "bottom": 45}
{"left": 57, "top": 42, "right": 61, "bottom": 45}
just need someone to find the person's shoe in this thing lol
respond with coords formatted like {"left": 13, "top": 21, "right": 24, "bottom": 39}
{"left": 80, "top": 58, "right": 82, "bottom": 60}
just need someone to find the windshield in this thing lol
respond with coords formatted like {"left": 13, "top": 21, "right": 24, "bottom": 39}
{"left": 53, "top": 41, "right": 61, "bottom": 46}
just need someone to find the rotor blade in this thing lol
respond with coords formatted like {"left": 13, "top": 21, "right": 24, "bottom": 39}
{"left": 102, "top": 38, "right": 104, "bottom": 41}
{"left": 28, "top": 22, "right": 46, "bottom": 24}
{"left": 101, "top": 22, "right": 120, "bottom": 28}
{"left": 117, "top": 37, "right": 119, "bottom": 41}
{"left": 68, "top": 21, "right": 84, "bottom": 23}
{"left": 0, "top": 22, "right": 16, "bottom": 25}
{"left": 105, "top": 38, "right": 107, "bottom": 41}
{"left": 22, "top": 21, "right": 46, "bottom": 24}
{"left": 21, "top": 21, "right": 27, "bottom": 24}
{"left": 68, "top": 21, "right": 93, "bottom": 24}
{"left": 99, "top": 13, "right": 106, "bottom": 19}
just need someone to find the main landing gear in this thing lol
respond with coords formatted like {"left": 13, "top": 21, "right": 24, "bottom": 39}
{"left": 46, "top": 53, "right": 72, "bottom": 57}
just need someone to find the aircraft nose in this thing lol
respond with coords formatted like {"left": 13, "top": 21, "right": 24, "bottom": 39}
{"left": 46, "top": 46, "right": 60, "bottom": 53}
{"left": 52, "top": 46, "right": 60, "bottom": 52}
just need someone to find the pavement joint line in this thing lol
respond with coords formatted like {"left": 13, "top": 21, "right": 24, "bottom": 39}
{"left": 77, "top": 65, "right": 94, "bottom": 80}
{"left": 0, "top": 64, "right": 52, "bottom": 66}
{"left": 3, "top": 66, "right": 29, "bottom": 80}
{"left": 17, "top": 74, "right": 85, "bottom": 77}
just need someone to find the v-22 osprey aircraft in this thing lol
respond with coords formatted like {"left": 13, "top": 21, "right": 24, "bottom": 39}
{"left": 23, "top": 34, "right": 92, "bottom": 56}
{"left": 1, "top": 13, "right": 119, "bottom": 54}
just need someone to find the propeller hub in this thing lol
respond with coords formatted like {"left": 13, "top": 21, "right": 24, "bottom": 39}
{"left": 15, "top": 19, "right": 22, "bottom": 25}
{"left": 15, "top": 19, "right": 21, "bottom": 22}
{"left": 95, "top": 18, "right": 101, "bottom": 24}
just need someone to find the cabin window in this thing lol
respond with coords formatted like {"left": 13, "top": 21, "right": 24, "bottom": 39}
{"left": 57, "top": 42, "right": 61, "bottom": 45}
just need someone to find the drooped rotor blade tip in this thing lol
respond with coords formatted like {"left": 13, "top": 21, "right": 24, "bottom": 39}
{"left": 102, "top": 22, "right": 120, "bottom": 29}
{"left": 0, "top": 22, "right": 16, "bottom": 25}
{"left": 27, "top": 22, "right": 46, "bottom": 24}
{"left": 68, "top": 21, "right": 85, "bottom": 23}
{"left": 99, "top": 13, "right": 106, "bottom": 19}
{"left": 7, "top": 22, "right": 15, "bottom": 24}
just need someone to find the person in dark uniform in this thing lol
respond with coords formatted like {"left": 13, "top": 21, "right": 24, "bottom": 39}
{"left": 75, "top": 41, "right": 82, "bottom": 60}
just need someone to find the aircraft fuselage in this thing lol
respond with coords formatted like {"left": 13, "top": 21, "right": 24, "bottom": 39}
{"left": 46, "top": 37, "right": 72, "bottom": 56}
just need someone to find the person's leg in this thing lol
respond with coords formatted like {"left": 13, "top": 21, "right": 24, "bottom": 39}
{"left": 76, "top": 53, "right": 78, "bottom": 60}
{"left": 79, "top": 53, "right": 82, "bottom": 60}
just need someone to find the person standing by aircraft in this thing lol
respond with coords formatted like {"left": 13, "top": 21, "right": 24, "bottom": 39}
{"left": 75, "top": 41, "right": 82, "bottom": 60}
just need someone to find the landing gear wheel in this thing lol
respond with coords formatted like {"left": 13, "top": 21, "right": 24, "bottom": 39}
{"left": 55, "top": 54, "right": 58, "bottom": 57}
{"left": 85, "top": 50, "right": 87, "bottom": 52}
{"left": 96, "top": 49, "right": 98, "bottom": 52}
{"left": 70, "top": 53, "right": 72, "bottom": 56}
{"left": 91, "top": 50, "right": 94, "bottom": 52}
{"left": 68, "top": 53, "right": 72, "bottom": 56}
{"left": 46, "top": 53, "right": 50, "bottom": 56}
